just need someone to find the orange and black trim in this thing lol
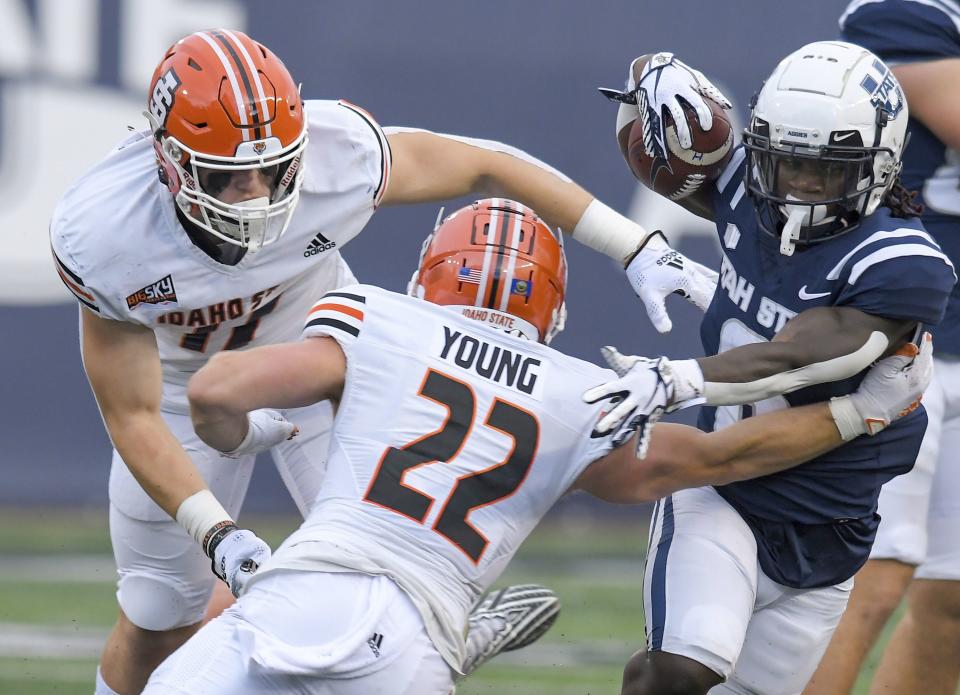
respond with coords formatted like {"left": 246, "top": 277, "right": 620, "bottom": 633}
{"left": 304, "top": 290, "right": 366, "bottom": 339}
{"left": 484, "top": 207, "right": 510, "bottom": 309}
{"left": 338, "top": 100, "right": 392, "bottom": 207}
{"left": 52, "top": 248, "right": 99, "bottom": 313}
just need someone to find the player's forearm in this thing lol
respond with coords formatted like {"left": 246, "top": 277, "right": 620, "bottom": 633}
{"left": 701, "top": 404, "right": 841, "bottom": 485}
{"left": 668, "top": 331, "right": 890, "bottom": 407}
{"left": 476, "top": 154, "right": 593, "bottom": 232}
{"left": 103, "top": 411, "right": 208, "bottom": 518}
{"left": 696, "top": 342, "right": 811, "bottom": 383}
{"left": 642, "top": 405, "right": 841, "bottom": 498}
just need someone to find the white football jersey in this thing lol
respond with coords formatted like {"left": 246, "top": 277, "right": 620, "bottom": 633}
{"left": 49, "top": 100, "right": 391, "bottom": 412}
{"left": 252, "top": 285, "right": 620, "bottom": 671}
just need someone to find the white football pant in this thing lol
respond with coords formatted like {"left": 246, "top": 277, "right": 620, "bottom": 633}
{"left": 142, "top": 570, "right": 456, "bottom": 694}
{"left": 644, "top": 486, "right": 852, "bottom": 695}
{"left": 108, "top": 401, "right": 334, "bottom": 631}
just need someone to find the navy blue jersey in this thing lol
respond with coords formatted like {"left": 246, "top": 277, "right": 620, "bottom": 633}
{"left": 841, "top": 0, "right": 960, "bottom": 352}
{"left": 701, "top": 148, "right": 955, "bottom": 588}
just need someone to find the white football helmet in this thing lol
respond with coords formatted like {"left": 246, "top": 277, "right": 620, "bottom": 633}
{"left": 743, "top": 41, "right": 908, "bottom": 255}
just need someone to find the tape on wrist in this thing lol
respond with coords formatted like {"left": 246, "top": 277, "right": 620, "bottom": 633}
{"left": 175, "top": 489, "right": 234, "bottom": 552}
{"left": 667, "top": 358, "right": 706, "bottom": 407}
{"left": 572, "top": 199, "right": 652, "bottom": 265}
{"left": 828, "top": 396, "right": 865, "bottom": 441}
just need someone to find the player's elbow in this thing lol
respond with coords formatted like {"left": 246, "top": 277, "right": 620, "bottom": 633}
{"left": 187, "top": 353, "right": 239, "bottom": 416}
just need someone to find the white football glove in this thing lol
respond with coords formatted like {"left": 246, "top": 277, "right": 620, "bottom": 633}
{"left": 221, "top": 408, "right": 299, "bottom": 458}
{"left": 625, "top": 233, "right": 719, "bottom": 333}
{"left": 583, "top": 347, "right": 676, "bottom": 458}
{"left": 830, "top": 333, "right": 933, "bottom": 441}
{"left": 636, "top": 52, "right": 732, "bottom": 156}
{"left": 207, "top": 526, "right": 271, "bottom": 597}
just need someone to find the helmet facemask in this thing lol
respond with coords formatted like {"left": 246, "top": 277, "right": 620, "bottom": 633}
{"left": 744, "top": 120, "right": 894, "bottom": 255}
{"left": 158, "top": 128, "right": 307, "bottom": 252}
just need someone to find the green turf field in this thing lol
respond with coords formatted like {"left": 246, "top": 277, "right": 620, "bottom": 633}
{"left": 0, "top": 508, "right": 907, "bottom": 694}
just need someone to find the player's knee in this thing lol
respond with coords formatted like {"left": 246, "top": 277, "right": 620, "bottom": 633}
{"left": 117, "top": 573, "right": 204, "bottom": 632}
{"left": 621, "top": 650, "right": 716, "bottom": 695}
{"left": 856, "top": 581, "right": 908, "bottom": 622}
{"left": 910, "top": 581, "right": 960, "bottom": 625}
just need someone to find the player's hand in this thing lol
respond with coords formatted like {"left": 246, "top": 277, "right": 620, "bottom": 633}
{"left": 208, "top": 527, "right": 271, "bottom": 597}
{"left": 636, "top": 52, "right": 732, "bottom": 153}
{"left": 831, "top": 333, "right": 933, "bottom": 440}
{"left": 583, "top": 347, "right": 675, "bottom": 458}
{"left": 221, "top": 409, "right": 299, "bottom": 458}
{"left": 625, "top": 232, "right": 718, "bottom": 333}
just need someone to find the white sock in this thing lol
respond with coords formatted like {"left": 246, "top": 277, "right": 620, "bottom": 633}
{"left": 95, "top": 666, "right": 122, "bottom": 695}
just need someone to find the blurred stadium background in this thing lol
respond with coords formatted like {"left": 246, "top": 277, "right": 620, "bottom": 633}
{"left": 0, "top": 1, "right": 906, "bottom": 692}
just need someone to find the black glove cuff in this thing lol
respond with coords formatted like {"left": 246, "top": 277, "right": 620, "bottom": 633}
{"left": 623, "top": 230, "right": 668, "bottom": 268}
{"left": 203, "top": 521, "right": 239, "bottom": 559}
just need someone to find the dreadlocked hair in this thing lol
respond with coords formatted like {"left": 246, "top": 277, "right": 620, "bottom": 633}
{"left": 883, "top": 176, "right": 924, "bottom": 219}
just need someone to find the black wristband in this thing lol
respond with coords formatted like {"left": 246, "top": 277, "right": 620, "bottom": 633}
{"left": 623, "top": 230, "right": 668, "bottom": 268}
{"left": 203, "top": 521, "right": 239, "bottom": 559}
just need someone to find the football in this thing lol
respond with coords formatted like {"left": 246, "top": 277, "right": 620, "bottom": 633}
{"left": 623, "top": 94, "right": 734, "bottom": 201}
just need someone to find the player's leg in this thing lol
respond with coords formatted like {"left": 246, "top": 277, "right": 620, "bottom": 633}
{"left": 717, "top": 572, "right": 852, "bottom": 695}
{"left": 804, "top": 371, "right": 945, "bottom": 695}
{"left": 141, "top": 607, "right": 257, "bottom": 694}
{"left": 801, "top": 559, "right": 913, "bottom": 695}
{"left": 97, "top": 411, "right": 257, "bottom": 695}
{"left": 621, "top": 487, "right": 758, "bottom": 695}
{"left": 869, "top": 357, "right": 960, "bottom": 694}
{"left": 269, "top": 400, "right": 336, "bottom": 517}
{"left": 869, "top": 579, "right": 960, "bottom": 695}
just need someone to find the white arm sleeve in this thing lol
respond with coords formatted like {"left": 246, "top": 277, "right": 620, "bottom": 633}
{"left": 382, "top": 126, "right": 572, "bottom": 182}
{"left": 701, "top": 331, "right": 890, "bottom": 405}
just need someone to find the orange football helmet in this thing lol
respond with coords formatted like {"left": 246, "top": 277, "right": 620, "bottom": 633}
{"left": 145, "top": 29, "right": 307, "bottom": 251}
{"left": 408, "top": 199, "right": 568, "bottom": 343}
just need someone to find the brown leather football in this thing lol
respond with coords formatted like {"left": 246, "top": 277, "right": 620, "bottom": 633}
{"left": 626, "top": 96, "right": 734, "bottom": 200}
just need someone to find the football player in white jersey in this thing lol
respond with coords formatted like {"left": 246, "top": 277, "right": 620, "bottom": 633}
{"left": 49, "top": 30, "right": 720, "bottom": 695}
{"left": 134, "top": 199, "right": 930, "bottom": 695}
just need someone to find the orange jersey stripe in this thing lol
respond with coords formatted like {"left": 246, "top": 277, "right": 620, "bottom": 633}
{"left": 57, "top": 266, "right": 95, "bottom": 301}
{"left": 307, "top": 302, "right": 364, "bottom": 322}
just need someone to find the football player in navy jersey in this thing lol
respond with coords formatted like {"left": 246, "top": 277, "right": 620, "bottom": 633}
{"left": 807, "top": 2, "right": 960, "bottom": 693}
{"left": 597, "top": 42, "right": 957, "bottom": 694}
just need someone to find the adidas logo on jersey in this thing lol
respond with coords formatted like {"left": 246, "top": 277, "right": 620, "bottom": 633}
{"left": 367, "top": 632, "right": 384, "bottom": 658}
{"left": 304, "top": 231, "right": 336, "bottom": 257}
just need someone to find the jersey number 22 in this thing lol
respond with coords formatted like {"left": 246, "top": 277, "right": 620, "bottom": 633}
{"left": 364, "top": 369, "right": 539, "bottom": 563}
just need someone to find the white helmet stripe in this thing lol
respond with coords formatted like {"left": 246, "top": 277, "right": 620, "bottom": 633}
{"left": 221, "top": 29, "right": 273, "bottom": 139}
{"left": 475, "top": 198, "right": 500, "bottom": 307}
{"left": 498, "top": 209, "right": 524, "bottom": 311}
{"left": 194, "top": 31, "right": 251, "bottom": 141}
